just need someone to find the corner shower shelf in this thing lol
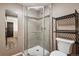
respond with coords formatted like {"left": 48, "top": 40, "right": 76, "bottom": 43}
{"left": 26, "top": 14, "right": 50, "bottom": 20}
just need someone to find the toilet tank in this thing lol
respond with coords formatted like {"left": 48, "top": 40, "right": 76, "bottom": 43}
{"left": 56, "top": 38, "right": 75, "bottom": 54}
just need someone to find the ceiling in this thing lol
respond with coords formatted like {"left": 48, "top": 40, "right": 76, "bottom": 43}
{"left": 21, "top": 3, "right": 50, "bottom": 7}
{"left": 20, "top": 3, "right": 50, "bottom": 11}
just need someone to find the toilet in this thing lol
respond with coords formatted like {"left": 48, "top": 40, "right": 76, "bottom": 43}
{"left": 50, "top": 38, "right": 75, "bottom": 56}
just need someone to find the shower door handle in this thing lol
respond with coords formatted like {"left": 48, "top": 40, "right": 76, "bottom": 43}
{"left": 41, "top": 27, "right": 46, "bottom": 31}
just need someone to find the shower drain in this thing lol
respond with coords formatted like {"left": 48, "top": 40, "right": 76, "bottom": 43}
{"left": 36, "top": 49, "right": 39, "bottom": 51}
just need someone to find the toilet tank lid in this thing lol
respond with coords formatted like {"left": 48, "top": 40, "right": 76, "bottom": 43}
{"left": 56, "top": 38, "right": 75, "bottom": 44}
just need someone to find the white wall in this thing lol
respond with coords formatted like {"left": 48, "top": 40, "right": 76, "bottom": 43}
{"left": 53, "top": 3, "right": 79, "bottom": 17}
{"left": 0, "top": 8, "right": 6, "bottom": 55}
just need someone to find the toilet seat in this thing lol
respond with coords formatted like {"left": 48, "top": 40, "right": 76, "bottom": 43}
{"left": 50, "top": 38, "right": 75, "bottom": 56}
{"left": 50, "top": 50, "right": 67, "bottom": 56}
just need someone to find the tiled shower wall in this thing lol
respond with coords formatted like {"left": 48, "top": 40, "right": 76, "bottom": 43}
{"left": 28, "top": 19, "right": 42, "bottom": 48}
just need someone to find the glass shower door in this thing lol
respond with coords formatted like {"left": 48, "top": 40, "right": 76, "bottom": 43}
{"left": 24, "top": 5, "right": 50, "bottom": 56}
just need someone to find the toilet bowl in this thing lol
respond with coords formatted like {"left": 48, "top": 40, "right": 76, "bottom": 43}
{"left": 50, "top": 38, "right": 75, "bottom": 56}
{"left": 50, "top": 50, "right": 67, "bottom": 56}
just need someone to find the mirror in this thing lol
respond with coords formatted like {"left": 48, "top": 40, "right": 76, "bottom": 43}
{"left": 5, "top": 10, "right": 18, "bottom": 49}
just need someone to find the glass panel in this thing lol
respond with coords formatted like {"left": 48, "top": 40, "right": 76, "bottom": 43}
{"left": 24, "top": 5, "right": 50, "bottom": 56}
